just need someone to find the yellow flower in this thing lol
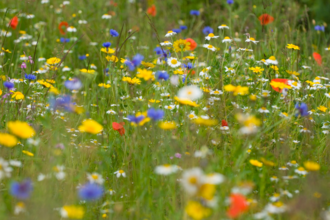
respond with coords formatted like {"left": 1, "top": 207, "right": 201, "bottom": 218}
{"left": 270, "top": 65, "right": 279, "bottom": 71}
{"left": 173, "top": 68, "right": 184, "bottom": 75}
{"left": 78, "top": 119, "right": 103, "bottom": 134}
{"left": 22, "top": 150, "right": 34, "bottom": 156}
{"left": 136, "top": 68, "right": 155, "bottom": 81}
{"left": 270, "top": 81, "right": 291, "bottom": 90}
{"left": 0, "top": 75, "right": 5, "bottom": 81}
{"left": 174, "top": 97, "right": 199, "bottom": 107}
{"left": 49, "top": 87, "right": 60, "bottom": 95}
{"left": 249, "top": 159, "right": 263, "bottom": 167}
{"left": 7, "top": 121, "right": 36, "bottom": 139}
{"left": 11, "top": 91, "right": 24, "bottom": 100}
{"left": 260, "top": 158, "right": 276, "bottom": 166}
{"left": 2, "top": 47, "right": 11, "bottom": 53}
{"left": 149, "top": 99, "right": 161, "bottom": 103}
{"left": 286, "top": 70, "right": 300, "bottom": 76}
{"left": 46, "top": 57, "right": 61, "bottom": 65}
{"left": 0, "top": 133, "right": 18, "bottom": 147}
{"left": 185, "top": 201, "right": 211, "bottom": 220}
{"left": 80, "top": 69, "right": 95, "bottom": 74}
{"left": 304, "top": 161, "right": 320, "bottom": 171}
{"left": 100, "top": 47, "right": 115, "bottom": 54}
{"left": 224, "top": 84, "right": 249, "bottom": 96}
{"left": 249, "top": 66, "right": 264, "bottom": 73}
{"left": 173, "top": 39, "right": 191, "bottom": 52}
{"left": 159, "top": 121, "right": 177, "bottom": 130}
{"left": 73, "top": 106, "right": 85, "bottom": 115}
{"left": 98, "top": 83, "right": 111, "bottom": 88}
{"left": 61, "top": 205, "right": 85, "bottom": 219}
{"left": 193, "top": 117, "right": 218, "bottom": 126}
{"left": 141, "top": 61, "right": 155, "bottom": 68}
{"left": 249, "top": 94, "right": 257, "bottom": 101}
{"left": 317, "top": 105, "right": 327, "bottom": 112}
{"left": 198, "top": 184, "right": 216, "bottom": 200}
{"left": 287, "top": 44, "right": 300, "bottom": 50}
{"left": 37, "top": 80, "right": 53, "bottom": 88}
{"left": 0, "top": 89, "right": 2, "bottom": 96}
{"left": 105, "top": 55, "right": 118, "bottom": 62}
{"left": 122, "top": 77, "right": 141, "bottom": 85}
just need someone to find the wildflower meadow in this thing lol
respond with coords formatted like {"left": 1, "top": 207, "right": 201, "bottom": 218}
{"left": 1, "top": 0, "right": 330, "bottom": 219}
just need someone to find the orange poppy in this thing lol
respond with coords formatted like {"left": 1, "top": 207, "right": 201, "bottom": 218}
{"left": 147, "top": 5, "right": 157, "bottom": 17}
{"left": 112, "top": 122, "right": 125, "bottom": 136}
{"left": 227, "top": 194, "right": 248, "bottom": 218}
{"left": 258, "top": 14, "right": 274, "bottom": 25}
{"left": 185, "top": 38, "right": 197, "bottom": 51}
{"left": 10, "top": 16, "right": 19, "bottom": 29}
{"left": 58, "top": 21, "right": 69, "bottom": 35}
{"left": 313, "top": 52, "right": 322, "bottom": 66}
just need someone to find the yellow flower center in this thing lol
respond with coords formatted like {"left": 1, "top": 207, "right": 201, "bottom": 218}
{"left": 189, "top": 177, "right": 197, "bottom": 184}
{"left": 250, "top": 37, "right": 255, "bottom": 41}
{"left": 208, "top": 33, "right": 215, "bottom": 37}
{"left": 224, "top": 36, "right": 230, "bottom": 40}
{"left": 92, "top": 174, "right": 98, "bottom": 180}
{"left": 207, "top": 45, "right": 213, "bottom": 49}
{"left": 171, "top": 59, "right": 178, "bottom": 64}
{"left": 269, "top": 56, "right": 276, "bottom": 61}
{"left": 119, "top": 170, "right": 124, "bottom": 174}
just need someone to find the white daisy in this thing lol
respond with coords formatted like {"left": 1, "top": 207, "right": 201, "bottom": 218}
{"left": 222, "top": 36, "right": 232, "bottom": 43}
{"left": 202, "top": 44, "right": 216, "bottom": 51}
{"left": 165, "top": 30, "right": 176, "bottom": 37}
{"left": 167, "top": 57, "right": 181, "bottom": 68}
{"left": 205, "top": 33, "right": 219, "bottom": 40}
{"left": 155, "top": 164, "right": 178, "bottom": 175}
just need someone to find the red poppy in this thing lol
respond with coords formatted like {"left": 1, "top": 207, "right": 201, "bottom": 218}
{"left": 258, "top": 14, "right": 274, "bottom": 25}
{"left": 313, "top": 52, "right": 322, "bottom": 66}
{"left": 222, "top": 120, "right": 228, "bottom": 127}
{"left": 147, "top": 5, "right": 157, "bottom": 17}
{"left": 185, "top": 38, "right": 197, "bottom": 51}
{"left": 10, "top": 16, "right": 19, "bottom": 29}
{"left": 112, "top": 122, "right": 125, "bottom": 136}
{"left": 110, "top": 0, "right": 118, "bottom": 6}
{"left": 270, "top": 78, "right": 290, "bottom": 92}
{"left": 227, "top": 194, "right": 248, "bottom": 218}
{"left": 58, "top": 21, "right": 69, "bottom": 35}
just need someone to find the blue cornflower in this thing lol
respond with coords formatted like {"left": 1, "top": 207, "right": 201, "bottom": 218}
{"left": 102, "top": 42, "right": 111, "bottom": 48}
{"left": 64, "top": 78, "right": 82, "bottom": 90}
{"left": 78, "top": 55, "right": 87, "bottom": 60}
{"left": 156, "top": 71, "right": 169, "bottom": 81}
{"left": 10, "top": 179, "right": 33, "bottom": 200}
{"left": 314, "top": 25, "right": 325, "bottom": 32}
{"left": 180, "top": 25, "right": 187, "bottom": 31}
{"left": 182, "top": 75, "right": 187, "bottom": 83}
{"left": 172, "top": 28, "right": 181, "bottom": 34}
{"left": 295, "top": 103, "right": 309, "bottom": 117}
{"left": 124, "top": 54, "right": 144, "bottom": 71}
{"left": 4, "top": 81, "right": 14, "bottom": 90}
{"left": 227, "top": 0, "right": 234, "bottom": 4}
{"left": 78, "top": 183, "right": 103, "bottom": 201}
{"left": 110, "top": 29, "right": 119, "bottom": 37}
{"left": 60, "top": 38, "right": 70, "bottom": 43}
{"left": 49, "top": 95, "right": 74, "bottom": 112}
{"left": 203, "top": 26, "right": 213, "bottom": 35}
{"left": 147, "top": 108, "right": 164, "bottom": 121}
{"left": 190, "top": 10, "right": 200, "bottom": 16}
{"left": 127, "top": 115, "right": 145, "bottom": 124}
{"left": 183, "top": 62, "right": 194, "bottom": 70}
{"left": 24, "top": 74, "right": 36, "bottom": 81}
{"left": 154, "top": 47, "right": 162, "bottom": 55}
